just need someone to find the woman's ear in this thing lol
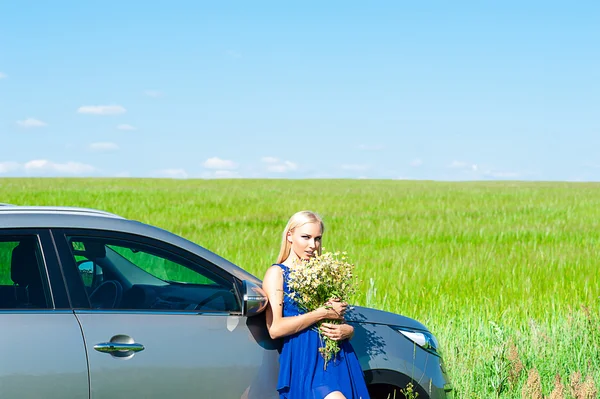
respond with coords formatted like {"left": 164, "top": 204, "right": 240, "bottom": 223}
{"left": 286, "top": 230, "right": 293, "bottom": 243}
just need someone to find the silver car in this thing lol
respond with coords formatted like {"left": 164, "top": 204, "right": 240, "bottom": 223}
{"left": 0, "top": 205, "right": 452, "bottom": 398}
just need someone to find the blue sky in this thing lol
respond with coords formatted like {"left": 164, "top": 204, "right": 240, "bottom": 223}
{"left": 1, "top": 1, "right": 598, "bottom": 180}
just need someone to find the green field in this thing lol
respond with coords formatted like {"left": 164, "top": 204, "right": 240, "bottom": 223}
{"left": 1, "top": 178, "right": 599, "bottom": 398}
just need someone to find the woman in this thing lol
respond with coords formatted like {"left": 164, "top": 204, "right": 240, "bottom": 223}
{"left": 262, "top": 211, "right": 371, "bottom": 399}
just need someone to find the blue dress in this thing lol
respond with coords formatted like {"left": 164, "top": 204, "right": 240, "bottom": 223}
{"left": 275, "top": 264, "right": 371, "bottom": 399}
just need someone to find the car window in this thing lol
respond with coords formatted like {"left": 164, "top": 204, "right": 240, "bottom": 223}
{"left": 0, "top": 236, "right": 49, "bottom": 309}
{"left": 66, "top": 236, "right": 239, "bottom": 313}
{"left": 107, "top": 245, "right": 216, "bottom": 285}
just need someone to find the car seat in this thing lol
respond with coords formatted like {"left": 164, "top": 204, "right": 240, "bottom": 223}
{"left": 11, "top": 239, "right": 47, "bottom": 308}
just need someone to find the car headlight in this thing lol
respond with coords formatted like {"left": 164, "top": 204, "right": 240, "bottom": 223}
{"left": 391, "top": 326, "right": 440, "bottom": 356}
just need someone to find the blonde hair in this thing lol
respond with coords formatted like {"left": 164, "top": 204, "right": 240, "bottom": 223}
{"left": 276, "top": 211, "right": 324, "bottom": 264}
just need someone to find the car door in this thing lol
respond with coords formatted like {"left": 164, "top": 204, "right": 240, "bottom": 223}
{"left": 53, "top": 229, "right": 279, "bottom": 399}
{"left": 0, "top": 229, "right": 89, "bottom": 399}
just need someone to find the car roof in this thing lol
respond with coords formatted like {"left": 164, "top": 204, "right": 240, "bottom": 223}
{"left": 0, "top": 205, "right": 260, "bottom": 284}
{"left": 0, "top": 205, "right": 125, "bottom": 219}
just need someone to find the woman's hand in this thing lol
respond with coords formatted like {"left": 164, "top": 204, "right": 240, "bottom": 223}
{"left": 318, "top": 298, "right": 347, "bottom": 321}
{"left": 320, "top": 322, "right": 354, "bottom": 341}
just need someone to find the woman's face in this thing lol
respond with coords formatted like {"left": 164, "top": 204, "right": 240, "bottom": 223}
{"left": 288, "top": 222, "right": 322, "bottom": 261}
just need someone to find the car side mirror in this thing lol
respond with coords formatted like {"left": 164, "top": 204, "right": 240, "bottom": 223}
{"left": 241, "top": 280, "right": 268, "bottom": 317}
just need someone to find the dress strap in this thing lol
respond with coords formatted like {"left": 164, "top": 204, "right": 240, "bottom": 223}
{"left": 273, "top": 264, "right": 289, "bottom": 290}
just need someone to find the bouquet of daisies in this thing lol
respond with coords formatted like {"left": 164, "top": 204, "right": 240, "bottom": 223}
{"left": 286, "top": 251, "right": 358, "bottom": 368}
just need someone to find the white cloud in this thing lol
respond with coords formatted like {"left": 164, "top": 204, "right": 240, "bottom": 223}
{"left": 0, "top": 162, "right": 20, "bottom": 174}
{"left": 77, "top": 105, "right": 126, "bottom": 115}
{"left": 261, "top": 157, "right": 298, "bottom": 173}
{"left": 144, "top": 90, "right": 162, "bottom": 98}
{"left": 481, "top": 170, "right": 521, "bottom": 179}
{"left": 268, "top": 162, "right": 298, "bottom": 173}
{"left": 261, "top": 156, "right": 279, "bottom": 164}
{"left": 410, "top": 158, "right": 423, "bottom": 167}
{"left": 89, "top": 142, "right": 119, "bottom": 152}
{"left": 341, "top": 164, "right": 370, "bottom": 172}
{"left": 214, "top": 170, "right": 240, "bottom": 178}
{"left": 0, "top": 72, "right": 7, "bottom": 79}
{"left": 23, "top": 160, "right": 96, "bottom": 175}
{"left": 17, "top": 118, "right": 47, "bottom": 128}
{"left": 203, "top": 157, "right": 238, "bottom": 170}
{"left": 117, "top": 124, "right": 136, "bottom": 131}
{"left": 447, "top": 160, "right": 525, "bottom": 180}
{"left": 155, "top": 168, "right": 189, "bottom": 179}
{"left": 201, "top": 170, "right": 241, "bottom": 179}
{"left": 448, "top": 160, "right": 478, "bottom": 171}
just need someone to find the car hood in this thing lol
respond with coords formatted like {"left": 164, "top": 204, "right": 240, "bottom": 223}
{"left": 345, "top": 305, "right": 429, "bottom": 332}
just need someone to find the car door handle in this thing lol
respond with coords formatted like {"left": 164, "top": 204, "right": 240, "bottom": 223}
{"left": 94, "top": 342, "right": 145, "bottom": 353}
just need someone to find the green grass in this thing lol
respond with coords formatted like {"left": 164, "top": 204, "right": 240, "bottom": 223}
{"left": 1, "top": 177, "right": 599, "bottom": 398}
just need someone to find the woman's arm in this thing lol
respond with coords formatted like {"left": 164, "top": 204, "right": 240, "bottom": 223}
{"left": 262, "top": 265, "right": 345, "bottom": 340}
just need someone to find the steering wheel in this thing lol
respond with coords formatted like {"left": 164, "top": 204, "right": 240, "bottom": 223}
{"left": 89, "top": 280, "right": 123, "bottom": 309}
{"left": 194, "top": 290, "right": 234, "bottom": 311}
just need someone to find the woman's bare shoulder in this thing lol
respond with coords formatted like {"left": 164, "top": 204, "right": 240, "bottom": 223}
{"left": 263, "top": 265, "right": 284, "bottom": 288}
{"left": 263, "top": 264, "right": 283, "bottom": 279}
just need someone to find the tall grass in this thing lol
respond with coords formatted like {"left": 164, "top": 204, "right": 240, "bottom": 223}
{"left": 1, "top": 178, "right": 599, "bottom": 397}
